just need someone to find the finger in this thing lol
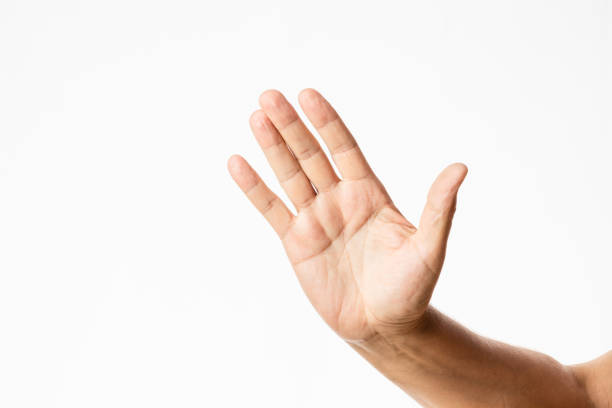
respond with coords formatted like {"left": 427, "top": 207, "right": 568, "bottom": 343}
{"left": 298, "top": 88, "right": 373, "bottom": 181}
{"left": 417, "top": 163, "right": 468, "bottom": 267}
{"left": 258, "top": 89, "right": 339, "bottom": 192}
{"left": 249, "top": 110, "right": 316, "bottom": 210}
{"left": 227, "top": 154, "right": 294, "bottom": 238}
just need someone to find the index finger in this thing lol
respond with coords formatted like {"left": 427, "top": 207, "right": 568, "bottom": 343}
{"left": 297, "top": 88, "right": 373, "bottom": 181}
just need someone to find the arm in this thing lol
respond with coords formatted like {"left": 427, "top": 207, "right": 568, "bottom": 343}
{"left": 350, "top": 306, "right": 595, "bottom": 407}
{"left": 227, "top": 88, "right": 609, "bottom": 407}
{"left": 572, "top": 351, "right": 612, "bottom": 408}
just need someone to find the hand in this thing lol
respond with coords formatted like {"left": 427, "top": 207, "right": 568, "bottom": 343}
{"left": 228, "top": 89, "right": 467, "bottom": 343}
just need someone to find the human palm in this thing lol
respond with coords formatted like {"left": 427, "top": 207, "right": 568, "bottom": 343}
{"left": 228, "top": 89, "right": 467, "bottom": 342}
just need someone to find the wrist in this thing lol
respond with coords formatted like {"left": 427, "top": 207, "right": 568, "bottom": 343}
{"left": 347, "top": 306, "right": 437, "bottom": 361}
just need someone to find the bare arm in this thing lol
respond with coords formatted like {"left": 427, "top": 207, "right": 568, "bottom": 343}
{"left": 351, "top": 306, "right": 596, "bottom": 407}
{"left": 227, "top": 88, "right": 609, "bottom": 407}
{"left": 572, "top": 351, "right": 612, "bottom": 408}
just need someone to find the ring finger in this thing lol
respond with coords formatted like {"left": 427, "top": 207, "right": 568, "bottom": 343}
{"left": 249, "top": 110, "right": 316, "bottom": 210}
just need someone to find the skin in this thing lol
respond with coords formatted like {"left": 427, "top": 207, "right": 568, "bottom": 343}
{"left": 227, "top": 88, "right": 611, "bottom": 407}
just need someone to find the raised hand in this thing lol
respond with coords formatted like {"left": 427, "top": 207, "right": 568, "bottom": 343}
{"left": 227, "top": 89, "right": 467, "bottom": 343}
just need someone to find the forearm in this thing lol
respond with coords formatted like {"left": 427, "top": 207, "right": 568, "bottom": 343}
{"left": 349, "top": 307, "right": 594, "bottom": 408}
{"left": 571, "top": 351, "right": 612, "bottom": 408}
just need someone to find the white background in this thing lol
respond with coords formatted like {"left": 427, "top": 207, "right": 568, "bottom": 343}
{"left": 0, "top": 1, "right": 610, "bottom": 406}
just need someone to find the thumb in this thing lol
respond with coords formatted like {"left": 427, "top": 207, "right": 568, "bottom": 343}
{"left": 417, "top": 162, "right": 468, "bottom": 267}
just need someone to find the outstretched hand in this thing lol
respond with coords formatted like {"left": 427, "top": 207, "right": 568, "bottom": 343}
{"left": 228, "top": 89, "right": 467, "bottom": 343}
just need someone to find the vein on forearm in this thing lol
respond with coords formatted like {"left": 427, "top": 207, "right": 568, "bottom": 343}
{"left": 349, "top": 307, "right": 594, "bottom": 408}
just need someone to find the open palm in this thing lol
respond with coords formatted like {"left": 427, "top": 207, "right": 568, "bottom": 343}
{"left": 228, "top": 89, "right": 467, "bottom": 342}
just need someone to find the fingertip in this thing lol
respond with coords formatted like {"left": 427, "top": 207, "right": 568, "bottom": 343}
{"left": 443, "top": 164, "right": 468, "bottom": 194}
{"left": 448, "top": 162, "right": 468, "bottom": 183}
{"left": 227, "top": 155, "right": 259, "bottom": 191}
{"left": 298, "top": 88, "right": 337, "bottom": 129}
{"left": 249, "top": 109, "right": 268, "bottom": 130}
{"left": 298, "top": 88, "right": 320, "bottom": 104}
{"left": 227, "top": 154, "right": 245, "bottom": 174}
{"left": 429, "top": 162, "right": 469, "bottom": 200}
{"left": 258, "top": 89, "right": 284, "bottom": 109}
